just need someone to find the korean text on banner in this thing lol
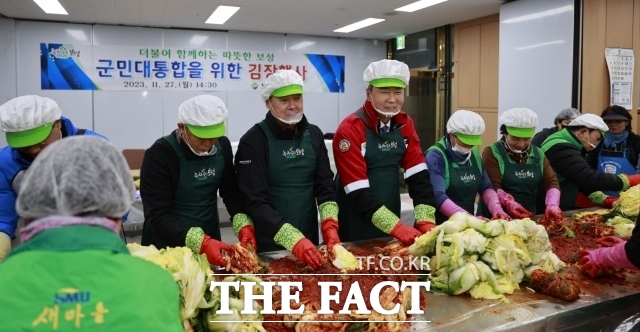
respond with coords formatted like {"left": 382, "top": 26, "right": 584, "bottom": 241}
{"left": 605, "top": 48, "right": 634, "bottom": 110}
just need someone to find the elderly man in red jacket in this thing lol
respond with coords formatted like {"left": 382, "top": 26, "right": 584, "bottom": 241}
{"left": 333, "top": 59, "right": 437, "bottom": 246}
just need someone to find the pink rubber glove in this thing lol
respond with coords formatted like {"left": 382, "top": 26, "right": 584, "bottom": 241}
{"left": 439, "top": 198, "right": 468, "bottom": 217}
{"left": 496, "top": 189, "right": 534, "bottom": 219}
{"left": 578, "top": 242, "right": 637, "bottom": 278}
{"left": 544, "top": 188, "right": 564, "bottom": 221}
{"left": 481, "top": 189, "right": 511, "bottom": 220}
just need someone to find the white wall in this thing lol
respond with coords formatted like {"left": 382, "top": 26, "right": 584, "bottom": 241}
{"left": 0, "top": 18, "right": 17, "bottom": 147}
{"left": 8, "top": 21, "right": 386, "bottom": 150}
{"left": 498, "top": 0, "right": 575, "bottom": 132}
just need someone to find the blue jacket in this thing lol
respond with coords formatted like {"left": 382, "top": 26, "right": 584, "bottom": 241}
{"left": 0, "top": 116, "right": 107, "bottom": 238}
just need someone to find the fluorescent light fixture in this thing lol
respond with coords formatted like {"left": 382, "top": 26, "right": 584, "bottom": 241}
{"left": 189, "top": 35, "right": 209, "bottom": 45}
{"left": 395, "top": 0, "right": 448, "bottom": 13}
{"left": 334, "top": 18, "right": 384, "bottom": 33}
{"left": 205, "top": 5, "right": 240, "bottom": 25}
{"left": 289, "top": 41, "right": 315, "bottom": 51}
{"left": 66, "top": 29, "right": 88, "bottom": 41}
{"left": 503, "top": 5, "right": 573, "bottom": 24}
{"left": 515, "top": 40, "right": 565, "bottom": 51}
{"left": 33, "top": 0, "right": 68, "bottom": 15}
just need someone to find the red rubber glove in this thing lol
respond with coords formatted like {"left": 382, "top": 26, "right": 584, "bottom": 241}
{"left": 624, "top": 174, "right": 640, "bottom": 187}
{"left": 415, "top": 221, "right": 436, "bottom": 234}
{"left": 596, "top": 236, "right": 625, "bottom": 248}
{"left": 200, "top": 235, "right": 232, "bottom": 267}
{"left": 238, "top": 225, "right": 257, "bottom": 251}
{"left": 390, "top": 221, "right": 422, "bottom": 246}
{"left": 292, "top": 238, "right": 324, "bottom": 269}
{"left": 603, "top": 196, "right": 618, "bottom": 209}
{"left": 321, "top": 219, "right": 340, "bottom": 252}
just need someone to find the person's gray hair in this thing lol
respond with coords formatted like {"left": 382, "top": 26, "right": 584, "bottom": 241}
{"left": 554, "top": 108, "right": 581, "bottom": 124}
{"left": 16, "top": 136, "right": 135, "bottom": 220}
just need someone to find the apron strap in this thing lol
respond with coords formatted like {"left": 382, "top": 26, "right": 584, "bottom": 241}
{"left": 164, "top": 133, "right": 186, "bottom": 158}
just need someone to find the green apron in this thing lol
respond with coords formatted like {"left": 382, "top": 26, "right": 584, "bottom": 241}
{"left": 427, "top": 138, "right": 483, "bottom": 224}
{"left": 0, "top": 226, "right": 183, "bottom": 331}
{"left": 541, "top": 129, "right": 584, "bottom": 211}
{"left": 256, "top": 121, "right": 318, "bottom": 253}
{"left": 477, "top": 142, "right": 544, "bottom": 217}
{"left": 142, "top": 133, "right": 224, "bottom": 248}
{"left": 336, "top": 110, "right": 406, "bottom": 242}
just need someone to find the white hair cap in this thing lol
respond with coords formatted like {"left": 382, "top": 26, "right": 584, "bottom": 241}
{"left": 362, "top": 59, "right": 410, "bottom": 88}
{"left": 178, "top": 95, "right": 228, "bottom": 126}
{"left": 568, "top": 113, "right": 609, "bottom": 132}
{"left": 447, "top": 110, "right": 486, "bottom": 135}
{"left": 0, "top": 95, "right": 61, "bottom": 133}
{"left": 261, "top": 70, "right": 304, "bottom": 101}
{"left": 500, "top": 108, "right": 538, "bottom": 128}
{"left": 16, "top": 136, "right": 135, "bottom": 219}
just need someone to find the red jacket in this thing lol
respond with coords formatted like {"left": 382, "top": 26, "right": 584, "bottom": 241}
{"left": 333, "top": 100, "right": 434, "bottom": 222}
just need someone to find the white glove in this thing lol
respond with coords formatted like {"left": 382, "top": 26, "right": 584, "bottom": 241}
{"left": 0, "top": 232, "right": 11, "bottom": 262}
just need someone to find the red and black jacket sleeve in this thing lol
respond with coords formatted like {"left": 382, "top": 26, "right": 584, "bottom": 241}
{"left": 333, "top": 109, "right": 434, "bottom": 224}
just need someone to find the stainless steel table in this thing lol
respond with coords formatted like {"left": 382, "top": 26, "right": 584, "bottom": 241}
{"left": 255, "top": 208, "right": 640, "bottom": 332}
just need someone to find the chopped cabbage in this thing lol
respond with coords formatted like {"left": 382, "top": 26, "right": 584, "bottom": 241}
{"left": 332, "top": 244, "right": 360, "bottom": 271}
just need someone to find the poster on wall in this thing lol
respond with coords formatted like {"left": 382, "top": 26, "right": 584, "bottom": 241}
{"left": 39, "top": 43, "right": 345, "bottom": 93}
{"left": 604, "top": 48, "right": 634, "bottom": 110}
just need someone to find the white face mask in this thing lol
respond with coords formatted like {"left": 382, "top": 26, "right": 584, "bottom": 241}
{"left": 582, "top": 131, "right": 597, "bottom": 150}
{"left": 506, "top": 140, "right": 524, "bottom": 154}
{"left": 452, "top": 144, "right": 472, "bottom": 155}
{"left": 269, "top": 101, "right": 303, "bottom": 125}
{"left": 181, "top": 129, "right": 216, "bottom": 157}
{"left": 369, "top": 93, "right": 401, "bottom": 117}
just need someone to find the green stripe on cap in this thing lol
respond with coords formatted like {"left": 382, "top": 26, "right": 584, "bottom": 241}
{"left": 6, "top": 122, "right": 54, "bottom": 148}
{"left": 505, "top": 126, "right": 535, "bottom": 138}
{"left": 185, "top": 122, "right": 225, "bottom": 139}
{"left": 271, "top": 84, "right": 303, "bottom": 98}
{"left": 454, "top": 133, "right": 482, "bottom": 146}
{"left": 370, "top": 78, "right": 406, "bottom": 88}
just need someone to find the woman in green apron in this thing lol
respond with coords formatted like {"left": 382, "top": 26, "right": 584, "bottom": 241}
{"left": 141, "top": 95, "right": 250, "bottom": 267}
{"left": 540, "top": 114, "right": 640, "bottom": 210}
{"left": 0, "top": 136, "right": 183, "bottom": 331}
{"left": 333, "top": 59, "right": 436, "bottom": 244}
{"left": 426, "top": 110, "right": 510, "bottom": 224}
{"left": 480, "top": 108, "right": 562, "bottom": 220}
{"left": 235, "top": 70, "right": 339, "bottom": 269}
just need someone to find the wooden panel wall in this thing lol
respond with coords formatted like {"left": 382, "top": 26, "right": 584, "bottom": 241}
{"left": 452, "top": 14, "right": 500, "bottom": 152}
{"left": 582, "top": 0, "right": 640, "bottom": 132}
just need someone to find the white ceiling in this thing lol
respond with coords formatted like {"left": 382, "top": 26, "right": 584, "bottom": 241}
{"left": 0, "top": 0, "right": 502, "bottom": 40}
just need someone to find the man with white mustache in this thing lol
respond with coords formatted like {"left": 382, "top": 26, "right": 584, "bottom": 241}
{"left": 333, "top": 59, "right": 437, "bottom": 246}
{"left": 235, "top": 70, "right": 339, "bottom": 269}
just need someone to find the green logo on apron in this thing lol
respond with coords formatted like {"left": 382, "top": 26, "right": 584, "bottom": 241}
{"left": 378, "top": 141, "right": 398, "bottom": 151}
{"left": 193, "top": 168, "right": 215, "bottom": 181}
{"left": 282, "top": 147, "right": 305, "bottom": 159}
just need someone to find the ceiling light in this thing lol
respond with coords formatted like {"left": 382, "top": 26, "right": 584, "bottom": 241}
{"left": 289, "top": 41, "right": 315, "bottom": 51}
{"left": 205, "top": 5, "right": 240, "bottom": 25}
{"left": 33, "top": 0, "right": 68, "bottom": 15}
{"left": 515, "top": 40, "right": 565, "bottom": 51}
{"left": 503, "top": 5, "right": 573, "bottom": 24}
{"left": 189, "top": 35, "right": 209, "bottom": 44}
{"left": 334, "top": 18, "right": 385, "bottom": 33}
{"left": 395, "top": 0, "right": 448, "bottom": 13}
{"left": 66, "top": 29, "right": 88, "bottom": 41}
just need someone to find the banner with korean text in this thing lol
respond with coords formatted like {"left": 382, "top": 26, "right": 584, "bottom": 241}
{"left": 39, "top": 43, "right": 346, "bottom": 93}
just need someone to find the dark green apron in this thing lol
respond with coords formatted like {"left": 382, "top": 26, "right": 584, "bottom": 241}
{"left": 336, "top": 110, "right": 406, "bottom": 242}
{"left": 142, "top": 134, "right": 223, "bottom": 248}
{"left": 478, "top": 142, "right": 544, "bottom": 216}
{"left": 427, "top": 138, "right": 483, "bottom": 224}
{"left": 541, "top": 130, "right": 584, "bottom": 211}
{"left": 256, "top": 121, "right": 318, "bottom": 253}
